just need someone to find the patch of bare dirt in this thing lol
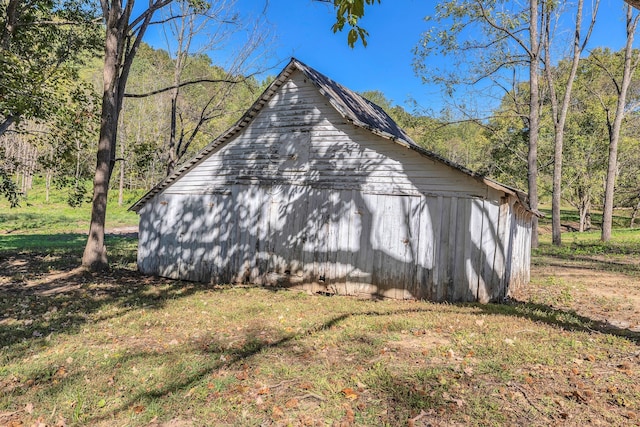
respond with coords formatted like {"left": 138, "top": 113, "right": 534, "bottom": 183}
{"left": 0, "top": 252, "right": 154, "bottom": 299}
{"left": 523, "top": 262, "right": 640, "bottom": 332}
{"left": 106, "top": 226, "right": 138, "bottom": 238}
{"left": 387, "top": 332, "right": 451, "bottom": 353}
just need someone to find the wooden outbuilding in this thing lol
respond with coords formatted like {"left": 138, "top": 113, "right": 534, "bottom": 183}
{"left": 130, "top": 58, "right": 536, "bottom": 303}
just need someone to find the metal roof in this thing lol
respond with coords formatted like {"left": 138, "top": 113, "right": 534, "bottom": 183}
{"left": 130, "top": 58, "right": 534, "bottom": 214}
{"left": 625, "top": 0, "right": 640, "bottom": 9}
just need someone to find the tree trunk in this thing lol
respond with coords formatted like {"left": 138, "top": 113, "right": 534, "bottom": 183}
{"left": 75, "top": 140, "right": 82, "bottom": 182}
{"left": 602, "top": 135, "right": 621, "bottom": 240}
{"left": 528, "top": 0, "right": 540, "bottom": 249}
{"left": 631, "top": 198, "right": 640, "bottom": 228}
{"left": 166, "top": 21, "right": 185, "bottom": 177}
{"left": 546, "top": 0, "right": 593, "bottom": 246}
{"left": 550, "top": 113, "right": 563, "bottom": 245}
{"left": 166, "top": 96, "right": 178, "bottom": 176}
{"left": 578, "top": 197, "right": 590, "bottom": 232}
{"left": 0, "top": 116, "right": 15, "bottom": 137}
{"left": 82, "top": 0, "right": 160, "bottom": 270}
{"left": 28, "top": 145, "right": 35, "bottom": 191}
{"left": 118, "top": 139, "right": 125, "bottom": 206}
{"left": 602, "top": 6, "right": 637, "bottom": 242}
{"left": 45, "top": 169, "right": 52, "bottom": 202}
{"left": 1, "top": 0, "right": 18, "bottom": 50}
{"left": 82, "top": 16, "right": 121, "bottom": 271}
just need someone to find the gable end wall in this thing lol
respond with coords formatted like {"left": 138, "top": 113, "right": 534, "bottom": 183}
{"left": 137, "top": 71, "right": 532, "bottom": 302}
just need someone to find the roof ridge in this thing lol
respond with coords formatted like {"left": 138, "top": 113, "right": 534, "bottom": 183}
{"left": 129, "top": 58, "right": 534, "bottom": 214}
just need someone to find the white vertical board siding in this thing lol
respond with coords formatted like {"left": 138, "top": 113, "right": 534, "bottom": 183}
{"left": 264, "top": 184, "right": 310, "bottom": 286}
{"left": 347, "top": 193, "right": 375, "bottom": 295}
{"left": 157, "top": 197, "right": 182, "bottom": 280}
{"left": 136, "top": 70, "right": 533, "bottom": 302}
{"left": 138, "top": 189, "right": 528, "bottom": 301}
{"left": 506, "top": 206, "right": 533, "bottom": 294}
{"left": 137, "top": 198, "right": 166, "bottom": 276}
{"left": 414, "top": 196, "right": 435, "bottom": 300}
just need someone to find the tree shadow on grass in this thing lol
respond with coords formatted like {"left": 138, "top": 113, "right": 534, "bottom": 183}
{"left": 0, "top": 234, "right": 220, "bottom": 354}
{"left": 83, "top": 299, "right": 640, "bottom": 424}
{"left": 85, "top": 307, "right": 436, "bottom": 424}
{"left": 476, "top": 299, "right": 640, "bottom": 345}
{"left": 2, "top": 233, "right": 638, "bottom": 423}
{"left": 2, "top": 232, "right": 637, "bottom": 353}
{"left": 533, "top": 257, "right": 640, "bottom": 277}
{"left": 2, "top": 231, "right": 637, "bottom": 353}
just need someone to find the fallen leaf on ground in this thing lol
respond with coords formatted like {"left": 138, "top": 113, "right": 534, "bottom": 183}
{"left": 285, "top": 398, "right": 299, "bottom": 409}
{"left": 299, "top": 381, "right": 313, "bottom": 390}
{"left": 271, "top": 405, "right": 284, "bottom": 420}
{"left": 342, "top": 404, "right": 355, "bottom": 425}
{"left": 341, "top": 388, "right": 358, "bottom": 400}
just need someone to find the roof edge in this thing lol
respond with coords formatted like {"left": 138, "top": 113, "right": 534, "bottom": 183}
{"left": 290, "top": 59, "right": 537, "bottom": 215}
{"left": 129, "top": 59, "right": 301, "bottom": 213}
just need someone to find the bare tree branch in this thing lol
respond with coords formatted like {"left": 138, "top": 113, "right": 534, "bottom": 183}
{"left": 124, "top": 76, "right": 257, "bottom": 98}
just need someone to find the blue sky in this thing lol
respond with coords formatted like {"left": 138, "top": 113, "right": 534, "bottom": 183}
{"left": 250, "top": 0, "right": 437, "bottom": 108}
{"left": 147, "top": 0, "right": 635, "bottom": 114}
{"left": 242, "top": 0, "right": 442, "bottom": 112}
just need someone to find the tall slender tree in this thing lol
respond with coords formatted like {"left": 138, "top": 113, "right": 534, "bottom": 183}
{"left": 414, "top": 0, "right": 544, "bottom": 247}
{"left": 543, "top": 0, "right": 598, "bottom": 246}
{"left": 158, "top": 0, "right": 269, "bottom": 176}
{"left": 529, "top": 0, "right": 541, "bottom": 249}
{"left": 599, "top": 5, "right": 640, "bottom": 241}
{"left": 82, "top": 0, "right": 173, "bottom": 270}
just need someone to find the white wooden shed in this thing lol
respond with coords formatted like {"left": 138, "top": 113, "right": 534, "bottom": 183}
{"left": 130, "top": 58, "right": 536, "bottom": 303}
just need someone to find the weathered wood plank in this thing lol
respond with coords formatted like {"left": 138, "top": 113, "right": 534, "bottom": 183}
{"left": 481, "top": 200, "right": 502, "bottom": 301}
{"left": 137, "top": 66, "right": 532, "bottom": 303}
{"left": 454, "top": 198, "right": 474, "bottom": 301}
{"left": 351, "top": 193, "right": 375, "bottom": 295}
{"left": 400, "top": 195, "right": 420, "bottom": 300}
{"left": 431, "top": 196, "right": 443, "bottom": 300}
{"left": 493, "top": 197, "right": 510, "bottom": 300}
{"left": 478, "top": 200, "right": 499, "bottom": 303}
{"left": 445, "top": 197, "right": 459, "bottom": 302}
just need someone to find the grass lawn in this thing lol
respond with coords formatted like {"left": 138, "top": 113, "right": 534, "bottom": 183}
{"left": 1, "top": 199, "right": 639, "bottom": 425}
{"left": 0, "top": 180, "right": 140, "bottom": 234}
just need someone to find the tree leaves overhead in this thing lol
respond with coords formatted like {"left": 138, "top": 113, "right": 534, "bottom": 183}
{"left": 481, "top": 44, "right": 640, "bottom": 226}
{"left": 414, "top": 0, "right": 531, "bottom": 96}
{"left": 326, "top": 0, "right": 381, "bottom": 48}
{"left": 0, "top": 0, "right": 101, "bottom": 133}
{"left": 0, "top": 0, "right": 101, "bottom": 206}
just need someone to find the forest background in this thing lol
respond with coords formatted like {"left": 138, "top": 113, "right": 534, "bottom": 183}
{"left": 2, "top": 0, "right": 640, "bottom": 242}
